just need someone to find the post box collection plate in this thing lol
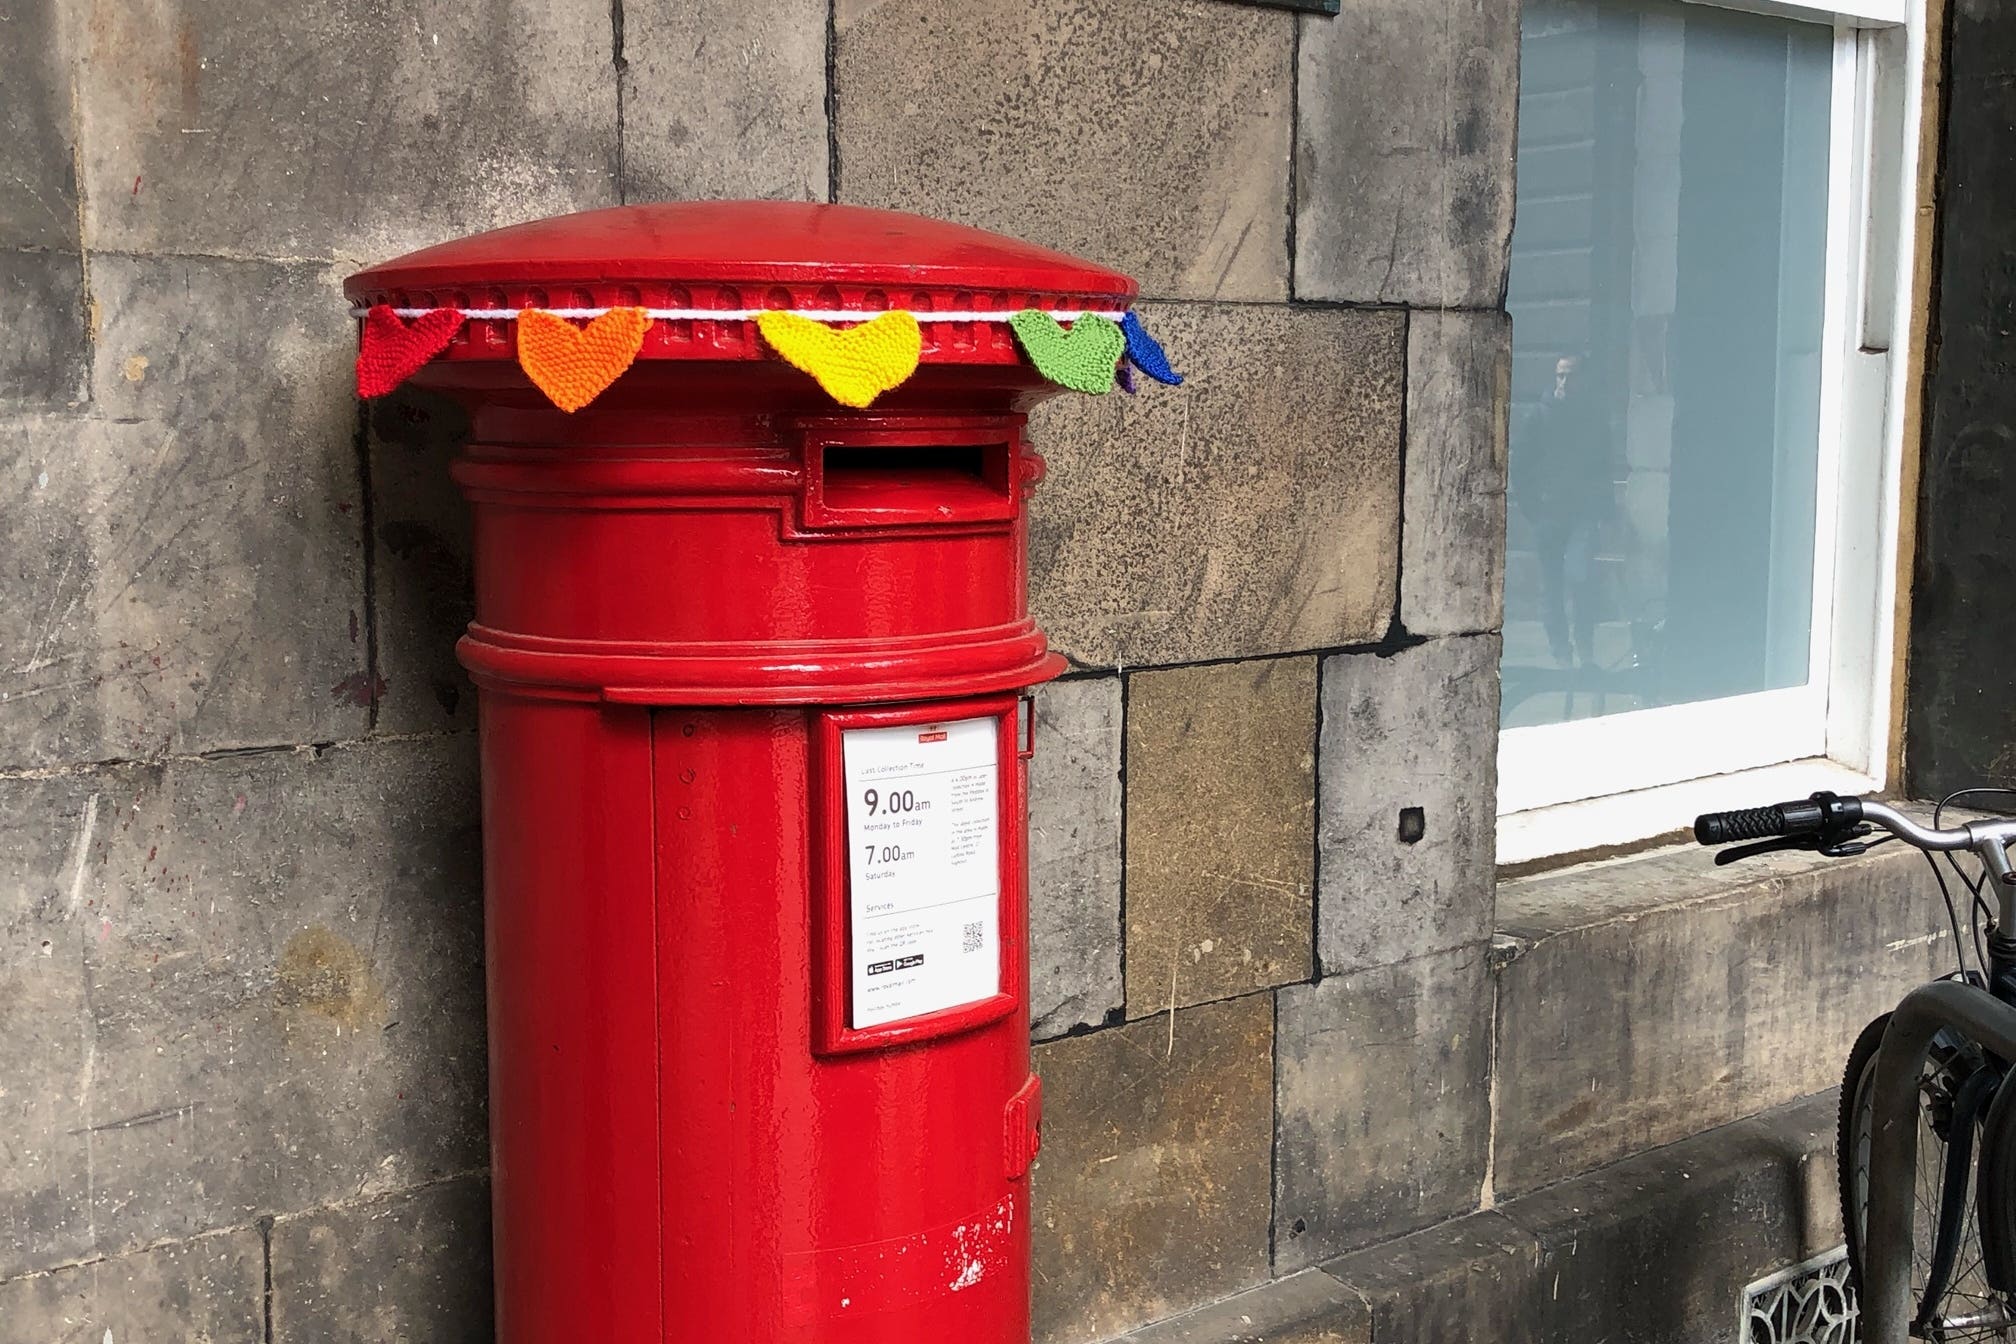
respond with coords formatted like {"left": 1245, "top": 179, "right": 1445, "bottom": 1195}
{"left": 344, "top": 202, "right": 1137, "bottom": 1344}
{"left": 842, "top": 717, "right": 1001, "bottom": 1027}
{"left": 817, "top": 697, "right": 1025, "bottom": 1052}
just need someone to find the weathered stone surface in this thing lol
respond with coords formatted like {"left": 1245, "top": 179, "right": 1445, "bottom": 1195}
{"left": 1400, "top": 312, "right": 1509, "bottom": 636}
{"left": 1493, "top": 842, "right": 1950, "bottom": 1197}
{"left": 622, "top": 0, "right": 828, "bottom": 204}
{"left": 369, "top": 387, "right": 476, "bottom": 734}
{"left": 1295, "top": 0, "right": 1518, "bottom": 306}
{"left": 1316, "top": 1091, "right": 1842, "bottom": 1344}
{"left": 1033, "top": 994, "right": 1275, "bottom": 1344}
{"left": 1314, "top": 1211, "right": 1543, "bottom": 1344}
{"left": 1909, "top": 0, "right": 2016, "bottom": 797}
{"left": 0, "top": 256, "right": 366, "bottom": 768}
{"left": 1495, "top": 1096, "right": 1842, "bottom": 1344}
{"left": 0, "top": 1226, "right": 264, "bottom": 1343}
{"left": 1316, "top": 637, "right": 1498, "bottom": 976}
{"left": 1030, "top": 304, "right": 1403, "bottom": 667}
{"left": 0, "top": 735, "right": 486, "bottom": 1278}
{"left": 0, "top": 3, "right": 89, "bottom": 408}
{"left": 0, "top": 0, "right": 80, "bottom": 253}
{"left": 0, "top": 251, "right": 89, "bottom": 407}
{"left": 1117, "top": 1269, "right": 1368, "bottom": 1344}
{"left": 272, "top": 1174, "right": 492, "bottom": 1343}
{"left": 1030, "top": 675, "right": 1124, "bottom": 1039}
{"left": 1124, "top": 659, "right": 1315, "bottom": 1016}
{"left": 835, "top": 0, "right": 1292, "bottom": 301}
{"left": 1274, "top": 947, "right": 1491, "bottom": 1269}
{"left": 70, "top": 0, "right": 618, "bottom": 260}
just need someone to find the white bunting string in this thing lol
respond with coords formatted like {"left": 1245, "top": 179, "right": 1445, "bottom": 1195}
{"left": 349, "top": 305, "right": 1130, "bottom": 323}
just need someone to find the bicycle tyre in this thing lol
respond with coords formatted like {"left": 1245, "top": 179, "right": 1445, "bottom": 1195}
{"left": 1840, "top": 1012, "right": 2014, "bottom": 1339}
{"left": 1972, "top": 1057, "right": 2016, "bottom": 1297}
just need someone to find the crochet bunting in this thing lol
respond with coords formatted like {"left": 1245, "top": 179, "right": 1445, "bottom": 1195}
{"left": 356, "top": 305, "right": 465, "bottom": 398}
{"left": 347, "top": 304, "right": 1178, "bottom": 405}
{"left": 1120, "top": 311, "right": 1183, "bottom": 386}
{"left": 517, "top": 307, "right": 650, "bottom": 413}
{"left": 1007, "top": 310, "right": 1125, "bottom": 395}
{"left": 756, "top": 309, "right": 923, "bottom": 408}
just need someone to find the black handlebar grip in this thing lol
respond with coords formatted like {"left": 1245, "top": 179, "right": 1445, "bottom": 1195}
{"left": 1693, "top": 799, "right": 1827, "bottom": 845}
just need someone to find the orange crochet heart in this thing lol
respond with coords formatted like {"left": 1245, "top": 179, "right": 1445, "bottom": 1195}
{"left": 516, "top": 307, "right": 650, "bottom": 412}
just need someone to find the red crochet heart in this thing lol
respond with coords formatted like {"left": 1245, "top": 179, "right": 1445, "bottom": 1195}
{"left": 355, "top": 305, "right": 466, "bottom": 398}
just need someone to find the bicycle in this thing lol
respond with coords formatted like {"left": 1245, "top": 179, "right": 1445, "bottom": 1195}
{"left": 1693, "top": 791, "right": 2016, "bottom": 1343}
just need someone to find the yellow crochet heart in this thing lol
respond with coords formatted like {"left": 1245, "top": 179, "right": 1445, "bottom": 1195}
{"left": 756, "top": 310, "right": 923, "bottom": 408}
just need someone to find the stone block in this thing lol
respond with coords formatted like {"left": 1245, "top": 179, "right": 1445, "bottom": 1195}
{"left": 1124, "top": 659, "right": 1316, "bottom": 1016}
{"left": 1400, "top": 312, "right": 1509, "bottom": 636}
{"left": 1294, "top": 0, "right": 1517, "bottom": 306}
{"left": 621, "top": 0, "right": 828, "bottom": 204}
{"left": 1033, "top": 994, "right": 1275, "bottom": 1344}
{"left": 0, "top": 0, "right": 78, "bottom": 253}
{"left": 0, "top": 735, "right": 487, "bottom": 1278}
{"left": 1134, "top": 1092, "right": 1842, "bottom": 1344}
{"left": 1030, "top": 304, "right": 1403, "bottom": 668}
{"left": 271, "top": 1174, "right": 492, "bottom": 1343}
{"left": 1496, "top": 1097, "right": 1842, "bottom": 1344}
{"left": 0, "top": 1226, "right": 265, "bottom": 1343}
{"left": 0, "top": 255, "right": 366, "bottom": 769}
{"left": 1315, "top": 637, "right": 1499, "bottom": 976}
{"left": 0, "top": 250, "right": 89, "bottom": 407}
{"left": 1029, "top": 675, "right": 1124, "bottom": 1039}
{"left": 1116, "top": 1269, "right": 1368, "bottom": 1344}
{"left": 1316, "top": 1210, "right": 1546, "bottom": 1344}
{"left": 1492, "top": 842, "right": 1951, "bottom": 1198}
{"left": 1314, "top": 1090, "right": 1843, "bottom": 1344}
{"left": 0, "top": 1, "right": 89, "bottom": 409}
{"left": 835, "top": 0, "right": 1292, "bottom": 301}
{"left": 1274, "top": 947, "right": 1491, "bottom": 1269}
{"left": 69, "top": 0, "right": 618, "bottom": 260}
{"left": 1120, "top": 1273, "right": 1370, "bottom": 1344}
{"left": 368, "top": 387, "right": 476, "bottom": 734}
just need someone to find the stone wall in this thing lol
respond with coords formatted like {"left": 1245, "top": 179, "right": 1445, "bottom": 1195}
{"left": 1907, "top": 0, "right": 2016, "bottom": 798}
{"left": 0, "top": 1, "right": 1518, "bottom": 1339}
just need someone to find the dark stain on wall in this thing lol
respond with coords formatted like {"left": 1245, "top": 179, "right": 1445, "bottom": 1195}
{"left": 1907, "top": 1, "right": 2016, "bottom": 797}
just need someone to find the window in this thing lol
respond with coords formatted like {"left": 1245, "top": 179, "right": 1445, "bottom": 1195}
{"left": 1498, "top": 0, "right": 1925, "bottom": 862}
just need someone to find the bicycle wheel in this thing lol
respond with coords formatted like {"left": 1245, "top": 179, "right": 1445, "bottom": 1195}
{"left": 1840, "top": 1012, "right": 2016, "bottom": 1339}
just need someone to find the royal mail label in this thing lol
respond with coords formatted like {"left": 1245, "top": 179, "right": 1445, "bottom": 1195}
{"left": 841, "top": 716, "right": 1001, "bottom": 1028}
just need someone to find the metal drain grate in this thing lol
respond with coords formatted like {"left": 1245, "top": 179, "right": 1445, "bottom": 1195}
{"left": 1742, "top": 1247, "right": 1857, "bottom": 1344}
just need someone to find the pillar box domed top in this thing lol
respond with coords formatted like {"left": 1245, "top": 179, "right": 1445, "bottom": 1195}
{"left": 343, "top": 201, "right": 1138, "bottom": 376}
{"left": 339, "top": 201, "right": 1169, "bottom": 702}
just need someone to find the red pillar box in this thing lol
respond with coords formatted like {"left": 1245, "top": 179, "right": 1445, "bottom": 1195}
{"left": 343, "top": 203, "right": 1171, "bottom": 1343}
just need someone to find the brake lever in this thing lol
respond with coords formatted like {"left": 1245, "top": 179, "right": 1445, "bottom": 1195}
{"left": 1819, "top": 828, "right": 1888, "bottom": 858}
{"left": 1713, "top": 823, "right": 1879, "bottom": 866}
{"left": 1714, "top": 835, "right": 1820, "bottom": 866}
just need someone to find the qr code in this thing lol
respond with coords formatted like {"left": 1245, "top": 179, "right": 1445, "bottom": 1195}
{"left": 961, "top": 921, "right": 984, "bottom": 954}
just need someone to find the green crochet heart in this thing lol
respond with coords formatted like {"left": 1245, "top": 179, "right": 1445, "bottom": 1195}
{"left": 1009, "top": 310, "right": 1125, "bottom": 395}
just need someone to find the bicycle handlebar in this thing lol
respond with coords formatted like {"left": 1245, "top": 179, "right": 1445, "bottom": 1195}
{"left": 1692, "top": 797, "right": 1844, "bottom": 845}
{"left": 1694, "top": 793, "right": 1983, "bottom": 853}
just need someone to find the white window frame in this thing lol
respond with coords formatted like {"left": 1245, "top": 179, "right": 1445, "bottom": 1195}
{"left": 1497, "top": 0, "right": 1928, "bottom": 864}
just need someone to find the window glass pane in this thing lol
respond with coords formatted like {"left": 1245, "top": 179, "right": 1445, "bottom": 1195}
{"left": 1502, "top": 0, "right": 1833, "bottom": 730}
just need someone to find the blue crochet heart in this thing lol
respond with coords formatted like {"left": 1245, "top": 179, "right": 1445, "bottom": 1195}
{"left": 1121, "top": 311, "right": 1183, "bottom": 386}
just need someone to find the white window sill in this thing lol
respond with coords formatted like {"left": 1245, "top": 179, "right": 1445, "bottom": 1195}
{"left": 1700, "top": 0, "right": 1907, "bottom": 29}
{"left": 1496, "top": 756, "right": 1881, "bottom": 868}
